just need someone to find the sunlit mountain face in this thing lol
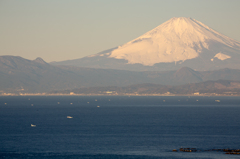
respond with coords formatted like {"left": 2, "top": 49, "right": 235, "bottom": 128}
{"left": 53, "top": 17, "right": 240, "bottom": 71}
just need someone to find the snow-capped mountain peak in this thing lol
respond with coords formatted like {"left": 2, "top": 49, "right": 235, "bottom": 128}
{"left": 52, "top": 17, "right": 240, "bottom": 71}
{"left": 109, "top": 17, "right": 240, "bottom": 66}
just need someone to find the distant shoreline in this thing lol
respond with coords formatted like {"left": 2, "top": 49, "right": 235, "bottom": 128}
{"left": 1, "top": 93, "right": 240, "bottom": 97}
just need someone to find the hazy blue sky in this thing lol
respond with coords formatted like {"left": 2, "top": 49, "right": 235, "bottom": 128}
{"left": 1, "top": 0, "right": 240, "bottom": 62}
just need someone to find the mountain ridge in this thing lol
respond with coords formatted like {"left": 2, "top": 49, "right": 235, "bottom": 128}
{"left": 2, "top": 56, "right": 240, "bottom": 93}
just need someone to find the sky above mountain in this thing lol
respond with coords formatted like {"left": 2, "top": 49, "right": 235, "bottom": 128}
{"left": 0, "top": 0, "right": 240, "bottom": 62}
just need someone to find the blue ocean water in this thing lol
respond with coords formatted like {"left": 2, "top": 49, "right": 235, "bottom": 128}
{"left": 0, "top": 96, "right": 240, "bottom": 159}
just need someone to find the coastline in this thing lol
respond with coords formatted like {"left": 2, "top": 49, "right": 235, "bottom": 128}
{"left": 1, "top": 93, "right": 240, "bottom": 97}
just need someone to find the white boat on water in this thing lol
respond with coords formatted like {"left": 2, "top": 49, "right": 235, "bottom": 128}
{"left": 67, "top": 116, "right": 73, "bottom": 118}
{"left": 31, "top": 124, "right": 36, "bottom": 127}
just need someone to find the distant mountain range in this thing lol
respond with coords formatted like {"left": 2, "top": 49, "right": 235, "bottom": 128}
{"left": 2, "top": 17, "right": 240, "bottom": 94}
{"left": 51, "top": 17, "right": 240, "bottom": 71}
{"left": 2, "top": 55, "right": 240, "bottom": 94}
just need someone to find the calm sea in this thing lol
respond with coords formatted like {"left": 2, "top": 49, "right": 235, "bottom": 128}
{"left": 0, "top": 96, "right": 240, "bottom": 159}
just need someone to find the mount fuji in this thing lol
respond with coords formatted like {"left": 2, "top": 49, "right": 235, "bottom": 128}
{"left": 52, "top": 17, "right": 240, "bottom": 71}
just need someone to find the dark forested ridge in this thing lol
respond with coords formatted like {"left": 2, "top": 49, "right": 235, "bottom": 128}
{"left": 50, "top": 80, "right": 240, "bottom": 96}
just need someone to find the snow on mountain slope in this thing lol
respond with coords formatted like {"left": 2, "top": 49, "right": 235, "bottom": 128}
{"left": 109, "top": 17, "right": 240, "bottom": 66}
{"left": 211, "top": 53, "right": 231, "bottom": 61}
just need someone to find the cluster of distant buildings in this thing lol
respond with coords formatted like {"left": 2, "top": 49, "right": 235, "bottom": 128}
{"left": 0, "top": 91, "right": 239, "bottom": 96}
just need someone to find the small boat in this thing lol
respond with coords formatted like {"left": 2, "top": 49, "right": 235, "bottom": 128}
{"left": 67, "top": 116, "right": 73, "bottom": 118}
{"left": 31, "top": 124, "right": 36, "bottom": 127}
